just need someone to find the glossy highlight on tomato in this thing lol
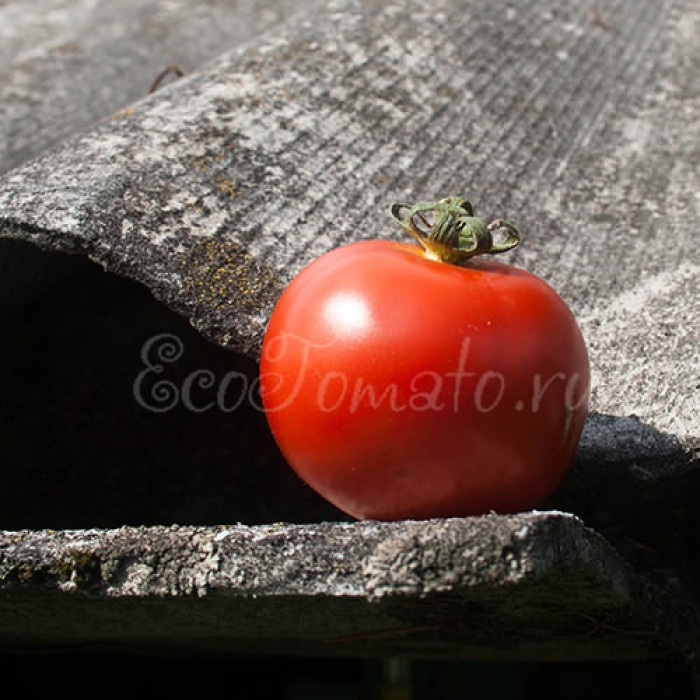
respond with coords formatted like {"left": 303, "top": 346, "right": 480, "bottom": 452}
{"left": 260, "top": 198, "right": 590, "bottom": 521}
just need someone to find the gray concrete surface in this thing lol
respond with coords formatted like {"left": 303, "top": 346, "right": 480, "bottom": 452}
{"left": 0, "top": 512, "right": 693, "bottom": 660}
{"left": 0, "top": 0, "right": 698, "bottom": 669}
{"left": 0, "top": 0, "right": 323, "bottom": 175}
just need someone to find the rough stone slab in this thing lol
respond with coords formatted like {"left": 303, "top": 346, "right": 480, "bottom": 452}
{"left": 0, "top": 0, "right": 325, "bottom": 316}
{"left": 0, "top": 0, "right": 326, "bottom": 175}
{"left": 0, "top": 512, "right": 692, "bottom": 660}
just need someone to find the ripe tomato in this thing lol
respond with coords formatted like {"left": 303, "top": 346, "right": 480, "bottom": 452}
{"left": 259, "top": 198, "right": 589, "bottom": 521}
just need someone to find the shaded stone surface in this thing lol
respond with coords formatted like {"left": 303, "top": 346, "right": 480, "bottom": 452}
{"left": 0, "top": 512, "right": 693, "bottom": 660}
{"left": 0, "top": 0, "right": 698, "bottom": 676}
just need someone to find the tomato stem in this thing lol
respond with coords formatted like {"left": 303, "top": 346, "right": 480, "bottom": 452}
{"left": 390, "top": 197, "right": 519, "bottom": 265}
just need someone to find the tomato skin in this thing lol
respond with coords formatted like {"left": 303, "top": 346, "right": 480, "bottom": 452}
{"left": 260, "top": 240, "right": 589, "bottom": 521}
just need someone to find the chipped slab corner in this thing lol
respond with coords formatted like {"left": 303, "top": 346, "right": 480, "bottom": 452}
{"left": 0, "top": 511, "right": 693, "bottom": 661}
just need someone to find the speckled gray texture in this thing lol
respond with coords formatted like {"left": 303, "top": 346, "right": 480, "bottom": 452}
{"left": 0, "top": 0, "right": 325, "bottom": 175}
{"left": 0, "top": 512, "right": 691, "bottom": 659}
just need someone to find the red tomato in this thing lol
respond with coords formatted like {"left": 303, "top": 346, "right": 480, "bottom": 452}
{"left": 259, "top": 198, "right": 589, "bottom": 520}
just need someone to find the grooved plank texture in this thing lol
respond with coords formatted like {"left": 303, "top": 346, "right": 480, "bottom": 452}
{"left": 0, "top": 0, "right": 325, "bottom": 175}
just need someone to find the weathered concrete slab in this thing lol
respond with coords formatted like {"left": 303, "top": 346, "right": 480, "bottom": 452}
{"left": 0, "top": 512, "right": 693, "bottom": 660}
{"left": 0, "top": 0, "right": 325, "bottom": 175}
{"left": 0, "top": 0, "right": 325, "bottom": 322}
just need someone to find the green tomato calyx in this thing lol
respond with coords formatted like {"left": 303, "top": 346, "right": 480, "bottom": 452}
{"left": 390, "top": 197, "right": 520, "bottom": 265}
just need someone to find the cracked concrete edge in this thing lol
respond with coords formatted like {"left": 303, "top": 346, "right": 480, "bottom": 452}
{"left": 0, "top": 511, "right": 694, "bottom": 659}
{"left": 0, "top": 511, "right": 670, "bottom": 603}
{"left": 0, "top": 512, "right": 622, "bottom": 596}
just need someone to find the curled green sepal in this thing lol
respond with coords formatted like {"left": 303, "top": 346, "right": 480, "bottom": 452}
{"left": 390, "top": 197, "right": 520, "bottom": 265}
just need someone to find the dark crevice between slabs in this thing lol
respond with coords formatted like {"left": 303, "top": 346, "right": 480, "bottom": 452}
{"left": 0, "top": 242, "right": 342, "bottom": 530}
